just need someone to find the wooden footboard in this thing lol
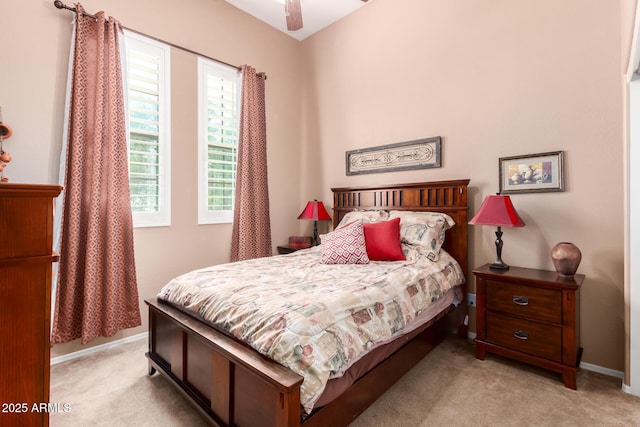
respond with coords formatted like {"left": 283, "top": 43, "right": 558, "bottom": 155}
{"left": 146, "top": 298, "right": 465, "bottom": 427}
{"left": 146, "top": 299, "right": 303, "bottom": 427}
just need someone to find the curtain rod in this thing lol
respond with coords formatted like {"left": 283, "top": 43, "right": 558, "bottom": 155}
{"left": 53, "top": 0, "right": 266, "bottom": 79}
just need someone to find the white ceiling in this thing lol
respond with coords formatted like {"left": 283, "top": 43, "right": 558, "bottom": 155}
{"left": 224, "top": 0, "right": 369, "bottom": 41}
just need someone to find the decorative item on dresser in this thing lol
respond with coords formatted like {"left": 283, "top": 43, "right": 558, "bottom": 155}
{"left": 468, "top": 194, "right": 525, "bottom": 271}
{"left": 0, "top": 183, "right": 62, "bottom": 427}
{"left": 550, "top": 242, "right": 582, "bottom": 276}
{"left": 473, "top": 264, "right": 584, "bottom": 389}
{"left": 0, "top": 107, "right": 14, "bottom": 183}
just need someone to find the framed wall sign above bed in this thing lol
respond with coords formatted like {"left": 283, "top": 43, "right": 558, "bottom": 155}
{"left": 345, "top": 136, "right": 442, "bottom": 175}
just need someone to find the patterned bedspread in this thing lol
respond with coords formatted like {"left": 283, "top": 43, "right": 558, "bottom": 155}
{"left": 157, "top": 245, "right": 465, "bottom": 413}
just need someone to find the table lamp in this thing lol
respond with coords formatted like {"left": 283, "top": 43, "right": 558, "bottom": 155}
{"left": 297, "top": 199, "right": 332, "bottom": 246}
{"left": 469, "top": 194, "right": 525, "bottom": 271}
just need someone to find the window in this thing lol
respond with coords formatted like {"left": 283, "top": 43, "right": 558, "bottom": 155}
{"left": 198, "top": 58, "right": 241, "bottom": 224}
{"left": 124, "top": 31, "right": 171, "bottom": 227}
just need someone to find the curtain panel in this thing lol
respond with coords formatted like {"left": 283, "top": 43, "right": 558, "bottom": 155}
{"left": 52, "top": 4, "right": 140, "bottom": 345}
{"left": 230, "top": 65, "right": 272, "bottom": 261}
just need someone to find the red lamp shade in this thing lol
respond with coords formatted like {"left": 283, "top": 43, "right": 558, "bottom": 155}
{"left": 298, "top": 200, "right": 331, "bottom": 246}
{"left": 297, "top": 200, "right": 332, "bottom": 221}
{"left": 469, "top": 194, "right": 524, "bottom": 271}
{"left": 469, "top": 195, "right": 525, "bottom": 227}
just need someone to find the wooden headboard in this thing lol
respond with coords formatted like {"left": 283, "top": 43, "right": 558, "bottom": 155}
{"left": 331, "top": 179, "right": 470, "bottom": 277}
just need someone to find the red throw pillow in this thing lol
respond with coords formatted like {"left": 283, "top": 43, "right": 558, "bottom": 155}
{"left": 363, "top": 217, "right": 406, "bottom": 261}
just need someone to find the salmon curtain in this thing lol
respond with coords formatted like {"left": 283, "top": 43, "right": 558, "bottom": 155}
{"left": 230, "top": 66, "right": 272, "bottom": 261}
{"left": 52, "top": 4, "right": 141, "bottom": 345}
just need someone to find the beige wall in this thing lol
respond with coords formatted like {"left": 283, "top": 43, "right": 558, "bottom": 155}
{"left": 1, "top": 0, "right": 629, "bottom": 374}
{"left": 2, "top": 0, "right": 303, "bottom": 357}
{"left": 302, "top": 0, "right": 625, "bottom": 371}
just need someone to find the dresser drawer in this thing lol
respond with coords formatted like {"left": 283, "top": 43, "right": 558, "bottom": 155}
{"left": 486, "top": 312, "right": 562, "bottom": 362}
{"left": 486, "top": 280, "right": 561, "bottom": 324}
{"left": 0, "top": 195, "right": 53, "bottom": 258}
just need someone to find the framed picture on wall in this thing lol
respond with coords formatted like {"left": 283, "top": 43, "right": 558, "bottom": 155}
{"left": 345, "top": 136, "right": 441, "bottom": 176}
{"left": 499, "top": 151, "right": 565, "bottom": 194}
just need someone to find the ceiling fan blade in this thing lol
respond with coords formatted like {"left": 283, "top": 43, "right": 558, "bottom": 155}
{"left": 285, "top": 0, "right": 303, "bottom": 31}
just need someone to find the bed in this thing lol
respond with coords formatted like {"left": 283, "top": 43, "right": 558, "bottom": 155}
{"left": 145, "top": 179, "right": 470, "bottom": 426}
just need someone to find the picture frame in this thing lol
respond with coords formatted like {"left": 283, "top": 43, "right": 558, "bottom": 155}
{"left": 345, "top": 136, "right": 441, "bottom": 176}
{"left": 499, "top": 151, "right": 565, "bottom": 194}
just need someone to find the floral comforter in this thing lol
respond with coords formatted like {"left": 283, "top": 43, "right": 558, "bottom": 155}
{"left": 157, "top": 245, "right": 465, "bottom": 413}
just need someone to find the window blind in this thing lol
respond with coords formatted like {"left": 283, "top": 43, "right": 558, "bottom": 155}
{"left": 128, "top": 48, "right": 161, "bottom": 212}
{"left": 125, "top": 32, "right": 171, "bottom": 227}
{"left": 198, "top": 59, "right": 240, "bottom": 224}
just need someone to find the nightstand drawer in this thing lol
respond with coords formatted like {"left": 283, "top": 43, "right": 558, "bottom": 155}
{"left": 486, "top": 312, "right": 562, "bottom": 362}
{"left": 486, "top": 280, "right": 562, "bottom": 324}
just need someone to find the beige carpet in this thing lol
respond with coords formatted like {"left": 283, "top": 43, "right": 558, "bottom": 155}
{"left": 50, "top": 336, "right": 640, "bottom": 426}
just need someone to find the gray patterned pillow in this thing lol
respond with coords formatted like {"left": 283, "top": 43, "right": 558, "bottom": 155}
{"left": 388, "top": 211, "right": 455, "bottom": 261}
{"left": 336, "top": 209, "right": 389, "bottom": 228}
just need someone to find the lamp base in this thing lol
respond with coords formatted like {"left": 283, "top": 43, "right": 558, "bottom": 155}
{"left": 312, "top": 221, "right": 320, "bottom": 246}
{"left": 490, "top": 226, "right": 509, "bottom": 271}
{"left": 489, "top": 261, "right": 510, "bottom": 271}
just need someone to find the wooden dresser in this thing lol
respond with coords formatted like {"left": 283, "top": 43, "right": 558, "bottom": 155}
{"left": 0, "top": 184, "right": 62, "bottom": 426}
{"left": 473, "top": 264, "right": 584, "bottom": 389}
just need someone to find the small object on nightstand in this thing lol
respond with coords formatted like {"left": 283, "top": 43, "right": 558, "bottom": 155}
{"left": 473, "top": 264, "right": 584, "bottom": 390}
{"left": 551, "top": 242, "right": 582, "bottom": 276}
{"left": 288, "top": 235, "right": 313, "bottom": 249}
{"left": 278, "top": 236, "right": 313, "bottom": 255}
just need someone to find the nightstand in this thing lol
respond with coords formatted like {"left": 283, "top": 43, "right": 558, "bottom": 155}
{"left": 277, "top": 245, "right": 303, "bottom": 255}
{"left": 473, "top": 264, "right": 584, "bottom": 389}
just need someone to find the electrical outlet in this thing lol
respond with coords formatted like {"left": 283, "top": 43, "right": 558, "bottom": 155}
{"left": 467, "top": 293, "right": 476, "bottom": 307}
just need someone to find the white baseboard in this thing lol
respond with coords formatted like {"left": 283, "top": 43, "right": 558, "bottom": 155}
{"left": 579, "top": 361, "right": 624, "bottom": 379}
{"left": 50, "top": 332, "right": 148, "bottom": 365}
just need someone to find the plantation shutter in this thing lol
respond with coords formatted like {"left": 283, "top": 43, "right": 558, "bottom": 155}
{"left": 198, "top": 59, "right": 240, "bottom": 224}
{"left": 127, "top": 46, "right": 161, "bottom": 212}
{"left": 205, "top": 69, "right": 239, "bottom": 213}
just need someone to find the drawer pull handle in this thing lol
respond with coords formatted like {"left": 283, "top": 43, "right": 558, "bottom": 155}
{"left": 512, "top": 296, "right": 529, "bottom": 306}
{"left": 513, "top": 330, "right": 529, "bottom": 340}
